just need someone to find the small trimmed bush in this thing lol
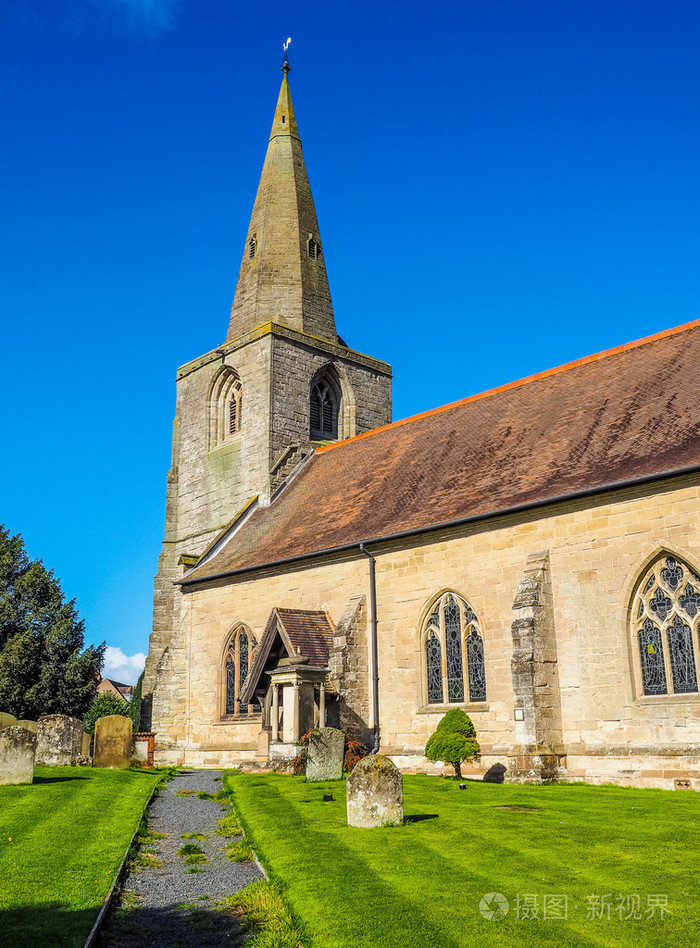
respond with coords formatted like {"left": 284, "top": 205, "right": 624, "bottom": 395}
{"left": 424, "top": 708, "right": 480, "bottom": 778}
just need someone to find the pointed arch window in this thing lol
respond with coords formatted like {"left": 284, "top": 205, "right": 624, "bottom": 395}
{"left": 211, "top": 368, "right": 243, "bottom": 447}
{"left": 632, "top": 554, "right": 700, "bottom": 696}
{"left": 248, "top": 234, "right": 258, "bottom": 259}
{"left": 224, "top": 626, "right": 256, "bottom": 716}
{"left": 423, "top": 592, "right": 486, "bottom": 705}
{"left": 310, "top": 377, "right": 338, "bottom": 440}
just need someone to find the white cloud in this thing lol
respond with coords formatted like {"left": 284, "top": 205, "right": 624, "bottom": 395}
{"left": 103, "top": 646, "right": 146, "bottom": 685}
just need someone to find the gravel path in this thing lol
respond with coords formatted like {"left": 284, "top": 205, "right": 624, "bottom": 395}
{"left": 97, "top": 770, "right": 264, "bottom": 947}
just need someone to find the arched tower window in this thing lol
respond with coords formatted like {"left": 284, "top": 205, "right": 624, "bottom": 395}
{"left": 422, "top": 592, "right": 486, "bottom": 705}
{"left": 210, "top": 368, "right": 243, "bottom": 447}
{"left": 224, "top": 626, "right": 256, "bottom": 716}
{"left": 632, "top": 554, "right": 700, "bottom": 696}
{"left": 310, "top": 375, "right": 339, "bottom": 441}
{"left": 307, "top": 235, "right": 321, "bottom": 260}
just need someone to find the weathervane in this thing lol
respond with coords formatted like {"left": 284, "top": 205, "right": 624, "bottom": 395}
{"left": 282, "top": 36, "right": 291, "bottom": 72}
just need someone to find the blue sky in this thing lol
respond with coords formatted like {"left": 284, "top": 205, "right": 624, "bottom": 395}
{"left": 1, "top": 0, "right": 699, "bottom": 682}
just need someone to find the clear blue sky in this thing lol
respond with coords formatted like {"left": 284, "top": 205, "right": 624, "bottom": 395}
{"left": 1, "top": 0, "right": 699, "bottom": 681}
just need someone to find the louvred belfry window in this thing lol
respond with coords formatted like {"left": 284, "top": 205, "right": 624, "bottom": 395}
{"left": 632, "top": 554, "right": 700, "bottom": 696}
{"left": 310, "top": 379, "right": 337, "bottom": 440}
{"left": 423, "top": 593, "right": 486, "bottom": 705}
{"left": 211, "top": 369, "right": 243, "bottom": 447}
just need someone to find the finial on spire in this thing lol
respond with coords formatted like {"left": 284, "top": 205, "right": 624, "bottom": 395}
{"left": 282, "top": 36, "right": 291, "bottom": 73}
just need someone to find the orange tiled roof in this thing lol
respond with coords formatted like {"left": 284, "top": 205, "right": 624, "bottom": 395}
{"left": 184, "top": 320, "right": 700, "bottom": 583}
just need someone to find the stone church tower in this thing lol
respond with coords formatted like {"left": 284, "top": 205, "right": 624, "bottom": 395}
{"left": 142, "top": 63, "right": 392, "bottom": 733}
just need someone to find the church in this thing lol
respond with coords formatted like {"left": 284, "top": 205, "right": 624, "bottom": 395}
{"left": 142, "top": 61, "right": 700, "bottom": 789}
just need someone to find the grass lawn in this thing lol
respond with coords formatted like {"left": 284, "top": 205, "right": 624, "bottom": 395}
{"left": 226, "top": 772, "right": 700, "bottom": 948}
{"left": 0, "top": 766, "right": 162, "bottom": 947}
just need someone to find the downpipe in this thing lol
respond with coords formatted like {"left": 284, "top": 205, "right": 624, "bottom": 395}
{"left": 359, "top": 543, "right": 380, "bottom": 754}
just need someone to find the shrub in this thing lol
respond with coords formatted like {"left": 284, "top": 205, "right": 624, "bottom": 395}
{"left": 424, "top": 708, "right": 480, "bottom": 778}
{"left": 83, "top": 691, "right": 130, "bottom": 735}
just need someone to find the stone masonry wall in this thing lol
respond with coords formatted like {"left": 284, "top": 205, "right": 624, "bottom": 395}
{"left": 145, "top": 324, "right": 391, "bottom": 741}
{"left": 166, "top": 473, "right": 700, "bottom": 788}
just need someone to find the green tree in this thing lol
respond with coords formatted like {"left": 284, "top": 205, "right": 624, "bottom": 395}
{"left": 0, "top": 525, "right": 104, "bottom": 719}
{"left": 83, "top": 691, "right": 130, "bottom": 735}
{"left": 424, "top": 708, "right": 481, "bottom": 778}
{"left": 128, "top": 671, "right": 144, "bottom": 733}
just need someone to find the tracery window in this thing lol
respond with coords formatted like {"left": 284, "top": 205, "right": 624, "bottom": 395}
{"left": 224, "top": 626, "right": 256, "bottom": 715}
{"left": 310, "top": 377, "right": 338, "bottom": 440}
{"left": 423, "top": 592, "right": 486, "bottom": 705}
{"left": 632, "top": 554, "right": 700, "bottom": 696}
{"left": 211, "top": 368, "right": 243, "bottom": 446}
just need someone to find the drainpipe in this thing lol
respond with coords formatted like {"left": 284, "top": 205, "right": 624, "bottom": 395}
{"left": 359, "top": 543, "right": 380, "bottom": 754}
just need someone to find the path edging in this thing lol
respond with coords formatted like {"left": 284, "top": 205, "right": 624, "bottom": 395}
{"left": 83, "top": 775, "right": 164, "bottom": 948}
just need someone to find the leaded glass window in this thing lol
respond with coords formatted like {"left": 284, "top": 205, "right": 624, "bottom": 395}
{"left": 426, "top": 631, "right": 442, "bottom": 703}
{"left": 223, "top": 627, "right": 256, "bottom": 716}
{"left": 632, "top": 555, "right": 700, "bottom": 697}
{"left": 423, "top": 592, "right": 486, "bottom": 705}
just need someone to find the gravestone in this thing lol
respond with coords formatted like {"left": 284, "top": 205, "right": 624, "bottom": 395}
{"left": 346, "top": 754, "right": 403, "bottom": 828}
{"left": 0, "top": 726, "right": 36, "bottom": 785}
{"left": 18, "top": 721, "right": 38, "bottom": 734}
{"left": 93, "top": 715, "right": 133, "bottom": 769}
{"left": 0, "top": 712, "right": 18, "bottom": 731}
{"left": 35, "top": 715, "right": 84, "bottom": 766}
{"left": 82, "top": 732, "right": 91, "bottom": 756}
{"left": 306, "top": 727, "right": 345, "bottom": 782}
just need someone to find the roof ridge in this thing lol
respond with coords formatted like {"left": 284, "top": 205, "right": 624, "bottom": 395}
{"left": 316, "top": 318, "right": 700, "bottom": 456}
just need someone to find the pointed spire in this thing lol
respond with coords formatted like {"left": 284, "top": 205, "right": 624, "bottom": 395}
{"left": 226, "top": 62, "right": 337, "bottom": 343}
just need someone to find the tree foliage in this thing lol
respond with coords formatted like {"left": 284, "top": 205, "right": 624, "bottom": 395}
{"left": 0, "top": 525, "right": 104, "bottom": 719}
{"left": 424, "top": 708, "right": 481, "bottom": 778}
{"left": 83, "top": 691, "right": 130, "bottom": 735}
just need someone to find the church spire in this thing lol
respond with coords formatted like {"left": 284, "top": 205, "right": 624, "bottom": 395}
{"left": 226, "top": 59, "right": 337, "bottom": 343}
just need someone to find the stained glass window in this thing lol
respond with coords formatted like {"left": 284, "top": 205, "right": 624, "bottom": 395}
{"left": 466, "top": 629, "right": 487, "bottom": 702}
{"left": 632, "top": 555, "right": 699, "bottom": 696}
{"left": 223, "top": 627, "right": 256, "bottom": 716}
{"left": 668, "top": 615, "right": 697, "bottom": 694}
{"left": 423, "top": 592, "right": 485, "bottom": 705}
{"left": 426, "top": 631, "right": 442, "bottom": 703}
{"left": 638, "top": 620, "right": 667, "bottom": 696}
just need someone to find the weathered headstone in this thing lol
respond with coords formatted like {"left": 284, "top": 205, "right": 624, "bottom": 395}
{"left": 17, "top": 721, "right": 38, "bottom": 734}
{"left": 346, "top": 754, "right": 403, "bottom": 828}
{"left": 82, "top": 732, "right": 91, "bottom": 756}
{"left": 0, "top": 726, "right": 36, "bottom": 785}
{"left": 0, "top": 712, "right": 18, "bottom": 731}
{"left": 93, "top": 715, "right": 133, "bottom": 769}
{"left": 35, "top": 715, "right": 84, "bottom": 766}
{"left": 306, "top": 727, "right": 345, "bottom": 781}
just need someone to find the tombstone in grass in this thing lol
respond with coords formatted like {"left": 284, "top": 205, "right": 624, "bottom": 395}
{"left": 35, "top": 714, "right": 84, "bottom": 766}
{"left": 82, "top": 731, "right": 91, "bottom": 756}
{"left": 0, "top": 712, "right": 18, "bottom": 731}
{"left": 306, "top": 727, "right": 345, "bottom": 782}
{"left": 0, "top": 726, "right": 37, "bottom": 785}
{"left": 93, "top": 714, "right": 133, "bottom": 769}
{"left": 18, "top": 721, "right": 38, "bottom": 734}
{"left": 346, "top": 754, "right": 403, "bottom": 828}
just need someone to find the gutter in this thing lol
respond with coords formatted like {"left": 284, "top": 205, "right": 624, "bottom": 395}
{"left": 359, "top": 543, "right": 380, "bottom": 754}
{"left": 177, "top": 462, "right": 700, "bottom": 587}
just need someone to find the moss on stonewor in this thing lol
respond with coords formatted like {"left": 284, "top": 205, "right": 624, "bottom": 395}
{"left": 424, "top": 708, "right": 480, "bottom": 778}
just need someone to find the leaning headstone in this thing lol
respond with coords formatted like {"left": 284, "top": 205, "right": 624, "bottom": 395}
{"left": 93, "top": 715, "right": 133, "bottom": 769}
{"left": 0, "top": 726, "right": 36, "bottom": 785}
{"left": 35, "top": 715, "right": 84, "bottom": 766}
{"left": 0, "top": 712, "right": 18, "bottom": 731}
{"left": 346, "top": 754, "right": 403, "bottom": 828}
{"left": 18, "top": 721, "right": 38, "bottom": 734}
{"left": 306, "top": 727, "right": 345, "bottom": 782}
